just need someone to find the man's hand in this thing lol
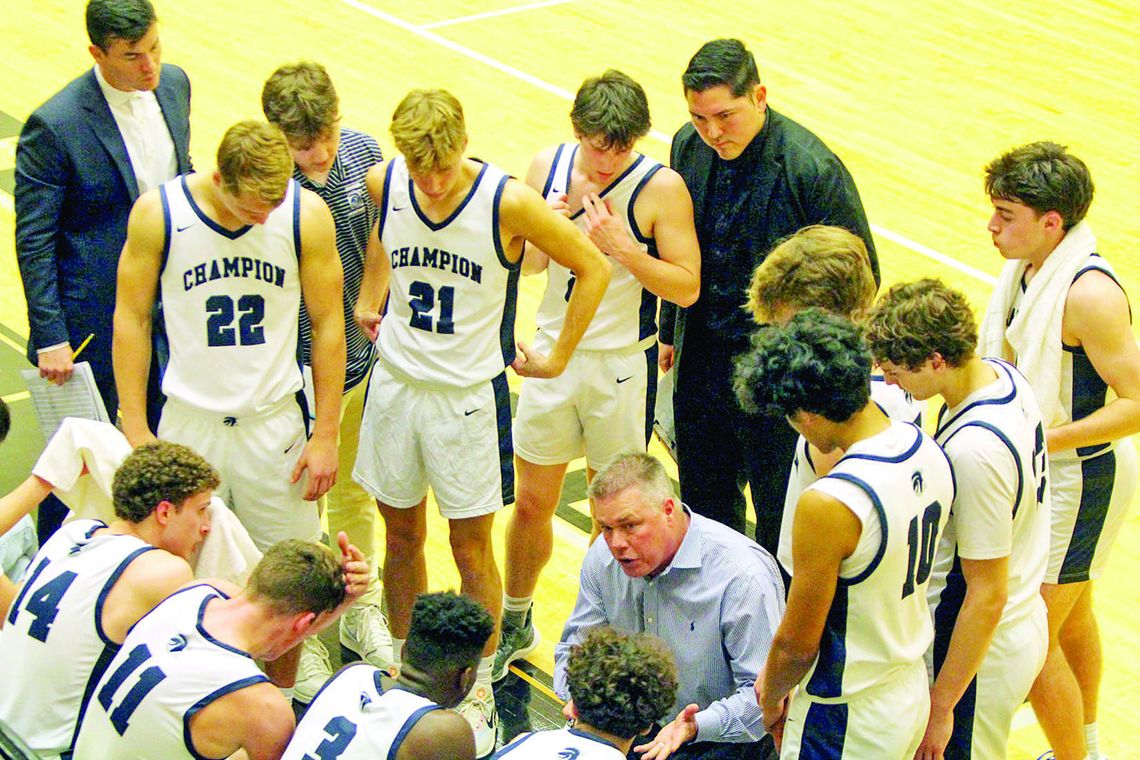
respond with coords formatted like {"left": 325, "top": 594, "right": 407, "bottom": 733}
{"left": 337, "top": 531, "right": 370, "bottom": 601}
{"left": 511, "top": 341, "right": 567, "bottom": 379}
{"left": 634, "top": 703, "right": 699, "bottom": 759}
{"left": 123, "top": 419, "right": 158, "bottom": 448}
{"left": 582, "top": 194, "right": 637, "bottom": 266}
{"left": 548, "top": 192, "right": 570, "bottom": 217}
{"left": 914, "top": 702, "right": 952, "bottom": 760}
{"left": 561, "top": 699, "right": 576, "bottom": 722}
{"left": 291, "top": 434, "right": 338, "bottom": 500}
{"left": 756, "top": 673, "right": 790, "bottom": 753}
{"left": 354, "top": 309, "right": 383, "bottom": 343}
{"left": 38, "top": 345, "right": 74, "bottom": 385}
{"left": 658, "top": 343, "right": 675, "bottom": 373}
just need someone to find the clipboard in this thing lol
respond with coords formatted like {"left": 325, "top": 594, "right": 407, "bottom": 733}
{"left": 21, "top": 361, "right": 111, "bottom": 441}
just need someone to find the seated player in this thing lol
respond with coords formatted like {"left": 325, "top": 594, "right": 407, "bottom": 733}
{"left": 0, "top": 441, "right": 218, "bottom": 759}
{"left": 496, "top": 626, "right": 677, "bottom": 758}
{"left": 736, "top": 309, "right": 954, "bottom": 758}
{"left": 282, "top": 591, "right": 493, "bottom": 760}
{"left": 866, "top": 280, "right": 1050, "bottom": 759}
{"left": 73, "top": 537, "right": 369, "bottom": 759}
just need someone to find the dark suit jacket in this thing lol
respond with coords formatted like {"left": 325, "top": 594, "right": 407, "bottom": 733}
{"left": 14, "top": 64, "right": 191, "bottom": 379}
{"left": 661, "top": 108, "right": 876, "bottom": 368}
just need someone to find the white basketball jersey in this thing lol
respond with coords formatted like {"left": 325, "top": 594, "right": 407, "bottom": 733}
{"left": 73, "top": 584, "right": 269, "bottom": 760}
{"left": 929, "top": 359, "right": 1050, "bottom": 635}
{"left": 0, "top": 520, "right": 152, "bottom": 756}
{"left": 377, "top": 157, "right": 520, "bottom": 387}
{"left": 778, "top": 379, "right": 925, "bottom": 574}
{"left": 282, "top": 662, "right": 440, "bottom": 760}
{"left": 494, "top": 726, "right": 626, "bottom": 758}
{"left": 800, "top": 421, "right": 954, "bottom": 700}
{"left": 159, "top": 176, "right": 304, "bottom": 415}
{"left": 533, "top": 144, "right": 662, "bottom": 352}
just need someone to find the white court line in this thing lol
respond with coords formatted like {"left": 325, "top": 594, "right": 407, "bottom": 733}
{"left": 422, "top": 0, "right": 573, "bottom": 29}
{"left": 363, "top": 0, "right": 1001, "bottom": 285}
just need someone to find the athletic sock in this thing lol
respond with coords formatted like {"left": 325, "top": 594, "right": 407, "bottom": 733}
{"left": 1084, "top": 723, "right": 1100, "bottom": 760}
{"left": 502, "top": 594, "right": 531, "bottom": 628}
{"left": 475, "top": 654, "right": 494, "bottom": 691}
{"left": 391, "top": 637, "right": 405, "bottom": 664}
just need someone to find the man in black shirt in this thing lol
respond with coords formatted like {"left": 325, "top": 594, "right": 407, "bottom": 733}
{"left": 660, "top": 38, "right": 877, "bottom": 551}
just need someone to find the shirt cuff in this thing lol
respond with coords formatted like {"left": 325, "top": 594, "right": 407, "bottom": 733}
{"left": 37, "top": 342, "right": 69, "bottom": 354}
{"left": 693, "top": 708, "right": 720, "bottom": 744}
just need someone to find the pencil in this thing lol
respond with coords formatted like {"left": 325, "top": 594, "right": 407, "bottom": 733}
{"left": 72, "top": 333, "right": 95, "bottom": 360}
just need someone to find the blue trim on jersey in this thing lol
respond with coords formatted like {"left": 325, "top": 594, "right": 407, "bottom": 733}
{"left": 182, "top": 674, "right": 271, "bottom": 760}
{"left": 626, "top": 163, "right": 663, "bottom": 244}
{"left": 840, "top": 424, "right": 923, "bottom": 465}
{"left": 799, "top": 700, "right": 848, "bottom": 758}
{"left": 291, "top": 179, "right": 302, "bottom": 260}
{"left": 377, "top": 160, "right": 395, "bottom": 238}
{"left": 568, "top": 726, "right": 622, "bottom": 750}
{"left": 94, "top": 545, "right": 158, "bottom": 647}
{"left": 941, "top": 420, "right": 1024, "bottom": 518}
{"left": 541, "top": 144, "right": 566, "bottom": 198}
{"left": 1058, "top": 450, "right": 1116, "bottom": 583}
{"left": 644, "top": 343, "right": 658, "bottom": 447}
{"left": 558, "top": 145, "right": 577, "bottom": 197}
{"left": 568, "top": 154, "right": 646, "bottom": 222}
{"left": 638, "top": 284, "right": 658, "bottom": 341}
{"left": 72, "top": 642, "right": 119, "bottom": 751}
{"left": 805, "top": 583, "right": 849, "bottom": 698}
{"left": 306, "top": 661, "right": 377, "bottom": 710}
{"left": 387, "top": 703, "right": 440, "bottom": 760}
{"left": 803, "top": 438, "right": 816, "bottom": 475}
{"left": 935, "top": 361, "right": 1018, "bottom": 432}
{"left": 159, "top": 184, "right": 172, "bottom": 273}
{"left": 823, "top": 473, "right": 889, "bottom": 586}
{"left": 491, "top": 174, "right": 517, "bottom": 270}
{"left": 493, "top": 371, "right": 516, "bottom": 506}
{"left": 180, "top": 176, "right": 253, "bottom": 240}
{"left": 500, "top": 266, "right": 521, "bottom": 367}
{"left": 190, "top": 587, "right": 257, "bottom": 659}
{"left": 492, "top": 730, "right": 539, "bottom": 756}
{"left": 931, "top": 552, "right": 978, "bottom": 760}
{"left": 409, "top": 161, "right": 489, "bottom": 232}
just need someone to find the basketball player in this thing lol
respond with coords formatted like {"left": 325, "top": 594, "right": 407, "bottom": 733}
{"left": 867, "top": 279, "right": 1050, "bottom": 760}
{"left": 282, "top": 591, "right": 494, "bottom": 760}
{"left": 73, "top": 536, "right": 368, "bottom": 759}
{"left": 495, "top": 626, "right": 678, "bottom": 759}
{"left": 979, "top": 143, "right": 1140, "bottom": 760}
{"left": 498, "top": 69, "right": 699, "bottom": 681}
{"left": 735, "top": 309, "right": 954, "bottom": 757}
{"left": 742, "top": 224, "right": 921, "bottom": 580}
{"left": 261, "top": 60, "right": 392, "bottom": 693}
{"left": 113, "top": 120, "right": 346, "bottom": 552}
{"left": 0, "top": 441, "right": 218, "bottom": 759}
{"left": 352, "top": 88, "right": 609, "bottom": 755}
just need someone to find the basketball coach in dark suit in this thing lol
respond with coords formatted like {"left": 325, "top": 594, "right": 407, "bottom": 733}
{"left": 659, "top": 39, "right": 877, "bottom": 554}
{"left": 15, "top": 0, "right": 191, "bottom": 540}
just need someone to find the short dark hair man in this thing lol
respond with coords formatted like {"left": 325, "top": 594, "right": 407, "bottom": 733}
{"left": 661, "top": 38, "right": 877, "bottom": 554}
{"left": 497, "top": 626, "right": 677, "bottom": 758}
{"left": 282, "top": 591, "right": 494, "bottom": 760}
{"left": 556, "top": 452, "right": 785, "bottom": 759}
{"left": 736, "top": 309, "right": 954, "bottom": 757}
{"left": 0, "top": 441, "right": 219, "bottom": 758}
{"left": 15, "top": 0, "right": 192, "bottom": 544}
{"left": 978, "top": 141, "right": 1140, "bottom": 760}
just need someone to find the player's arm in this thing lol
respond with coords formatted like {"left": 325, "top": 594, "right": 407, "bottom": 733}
{"left": 395, "top": 709, "right": 476, "bottom": 760}
{"left": 1050, "top": 271, "right": 1140, "bottom": 452}
{"left": 294, "top": 190, "right": 345, "bottom": 501}
{"left": 759, "top": 490, "right": 861, "bottom": 739}
{"left": 585, "top": 168, "right": 700, "bottom": 307}
{"left": 518, "top": 147, "right": 563, "bottom": 276}
{"left": 355, "top": 166, "right": 391, "bottom": 341}
{"left": 191, "top": 682, "right": 295, "bottom": 760}
{"left": 0, "top": 475, "right": 53, "bottom": 537}
{"left": 15, "top": 114, "right": 76, "bottom": 384}
{"left": 101, "top": 551, "right": 195, "bottom": 644}
{"left": 501, "top": 179, "right": 611, "bottom": 379}
{"left": 113, "top": 191, "right": 166, "bottom": 446}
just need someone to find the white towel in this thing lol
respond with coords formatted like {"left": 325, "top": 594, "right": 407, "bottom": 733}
{"left": 979, "top": 221, "right": 1098, "bottom": 429}
{"left": 28, "top": 419, "right": 261, "bottom": 583}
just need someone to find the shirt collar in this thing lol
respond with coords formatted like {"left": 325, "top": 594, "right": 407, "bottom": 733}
{"left": 93, "top": 63, "right": 149, "bottom": 109}
{"left": 665, "top": 503, "right": 703, "bottom": 571}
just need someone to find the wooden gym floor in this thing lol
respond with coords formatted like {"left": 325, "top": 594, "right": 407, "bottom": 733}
{"left": 1, "top": 1, "right": 1137, "bottom": 756}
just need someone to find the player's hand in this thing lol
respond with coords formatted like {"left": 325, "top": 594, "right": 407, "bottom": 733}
{"left": 336, "top": 531, "right": 370, "bottom": 601}
{"left": 634, "top": 703, "right": 699, "bottom": 759}
{"left": 355, "top": 309, "right": 383, "bottom": 343}
{"left": 511, "top": 341, "right": 567, "bottom": 379}
{"left": 123, "top": 420, "right": 159, "bottom": 448}
{"left": 548, "top": 192, "right": 571, "bottom": 217}
{"left": 756, "top": 672, "right": 789, "bottom": 753}
{"left": 561, "top": 699, "right": 576, "bottom": 722}
{"left": 38, "top": 345, "right": 75, "bottom": 385}
{"left": 658, "top": 343, "right": 675, "bottom": 373}
{"left": 914, "top": 704, "right": 952, "bottom": 760}
{"left": 582, "top": 193, "right": 637, "bottom": 266}
{"left": 291, "top": 434, "right": 338, "bottom": 500}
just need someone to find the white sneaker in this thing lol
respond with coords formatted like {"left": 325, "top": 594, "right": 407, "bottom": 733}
{"left": 340, "top": 602, "right": 395, "bottom": 672}
{"left": 457, "top": 684, "right": 497, "bottom": 758}
{"left": 292, "top": 637, "right": 333, "bottom": 704}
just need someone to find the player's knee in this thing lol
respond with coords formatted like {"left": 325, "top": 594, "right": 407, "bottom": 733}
{"left": 385, "top": 523, "right": 427, "bottom": 556}
{"left": 449, "top": 534, "right": 495, "bottom": 574}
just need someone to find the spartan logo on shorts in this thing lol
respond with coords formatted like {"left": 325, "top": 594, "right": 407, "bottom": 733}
{"left": 558, "top": 749, "right": 580, "bottom": 759}
{"left": 911, "top": 470, "right": 924, "bottom": 494}
{"left": 223, "top": 417, "right": 238, "bottom": 427}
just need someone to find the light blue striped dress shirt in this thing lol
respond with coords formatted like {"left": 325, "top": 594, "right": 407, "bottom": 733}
{"left": 555, "top": 507, "right": 785, "bottom": 744}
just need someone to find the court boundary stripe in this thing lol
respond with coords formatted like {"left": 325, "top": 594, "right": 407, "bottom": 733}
{"left": 421, "top": 0, "right": 573, "bottom": 29}
{"left": 334, "top": 0, "right": 996, "bottom": 285}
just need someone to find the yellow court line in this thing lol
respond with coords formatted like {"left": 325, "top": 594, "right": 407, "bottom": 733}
{"left": 2, "top": 391, "right": 29, "bottom": 404}
{"left": 0, "top": 329, "right": 27, "bottom": 354}
{"left": 509, "top": 664, "right": 563, "bottom": 704}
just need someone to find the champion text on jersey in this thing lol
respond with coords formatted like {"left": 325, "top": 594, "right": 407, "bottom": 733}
{"left": 183, "top": 256, "right": 287, "bottom": 292}
{"left": 389, "top": 245, "right": 483, "bottom": 284}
